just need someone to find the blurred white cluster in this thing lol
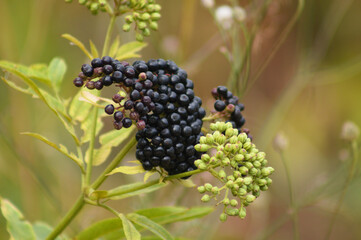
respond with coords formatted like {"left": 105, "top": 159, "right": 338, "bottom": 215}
{"left": 201, "top": 0, "right": 215, "bottom": 8}
{"left": 341, "top": 121, "right": 360, "bottom": 141}
{"left": 215, "top": 5, "right": 247, "bottom": 29}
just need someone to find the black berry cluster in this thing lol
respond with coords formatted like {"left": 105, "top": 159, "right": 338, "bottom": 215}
{"left": 73, "top": 57, "right": 205, "bottom": 176}
{"left": 211, "top": 86, "right": 246, "bottom": 133}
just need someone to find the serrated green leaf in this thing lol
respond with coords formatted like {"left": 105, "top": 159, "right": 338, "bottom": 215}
{"left": 89, "top": 40, "right": 99, "bottom": 58}
{"left": 33, "top": 222, "right": 63, "bottom": 240}
{"left": 0, "top": 61, "right": 79, "bottom": 144}
{"left": 87, "top": 126, "right": 135, "bottom": 166}
{"left": 109, "top": 36, "right": 120, "bottom": 58}
{"left": 107, "top": 165, "right": 145, "bottom": 176}
{"left": 127, "top": 213, "right": 174, "bottom": 240}
{"left": 1, "top": 76, "right": 35, "bottom": 95}
{"left": 48, "top": 58, "right": 67, "bottom": 93}
{"left": 115, "top": 41, "right": 147, "bottom": 61}
{"left": 0, "top": 198, "right": 36, "bottom": 240}
{"left": 119, "top": 213, "right": 141, "bottom": 240}
{"left": 21, "top": 132, "right": 83, "bottom": 170}
{"left": 62, "top": 33, "right": 93, "bottom": 60}
{"left": 108, "top": 182, "right": 167, "bottom": 200}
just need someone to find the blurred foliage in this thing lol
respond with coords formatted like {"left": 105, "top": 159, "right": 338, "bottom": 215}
{"left": 0, "top": 0, "right": 361, "bottom": 239}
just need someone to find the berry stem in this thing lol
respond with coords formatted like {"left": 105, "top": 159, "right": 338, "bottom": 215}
{"left": 324, "top": 140, "right": 359, "bottom": 240}
{"left": 102, "top": 14, "right": 117, "bottom": 57}
{"left": 84, "top": 107, "right": 99, "bottom": 187}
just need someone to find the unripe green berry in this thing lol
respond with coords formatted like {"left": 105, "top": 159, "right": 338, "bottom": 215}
{"left": 233, "top": 171, "right": 241, "bottom": 178}
{"left": 195, "top": 144, "right": 211, "bottom": 152}
{"left": 218, "top": 169, "right": 226, "bottom": 179}
{"left": 142, "top": 28, "right": 151, "bottom": 36}
{"left": 253, "top": 161, "right": 261, "bottom": 168}
{"left": 229, "top": 136, "right": 238, "bottom": 144}
{"left": 253, "top": 191, "right": 261, "bottom": 197}
{"left": 227, "top": 175, "right": 235, "bottom": 181}
{"left": 235, "top": 177, "right": 243, "bottom": 184}
{"left": 266, "top": 178, "right": 273, "bottom": 185}
{"left": 221, "top": 157, "right": 230, "bottom": 165}
{"left": 238, "top": 188, "right": 247, "bottom": 196}
{"left": 138, "top": 21, "right": 147, "bottom": 30}
{"left": 261, "top": 185, "right": 269, "bottom": 191}
{"left": 205, "top": 134, "right": 214, "bottom": 145}
{"left": 125, "top": 15, "right": 134, "bottom": 23}
{"left": 239, "top": 207, "right": 246, "bottom": 219}
{"left": 249, "top": 168, "right": 258, "bottom": 176}
{"left": 243, "top": 141, "right": 252, "bottom": 150}
{"left": 141, "top": 12, "right": 150, "bottom": 20}
{"left": 225, "top": 122, "right": 233, "bottom": 130}
{"left": 261, "top": 159, "right": 268, "bottom": 166}
{"left": 199, "top": 136, "right": 207, "bottom": 144}
{"left": 244, "top": 162, "right": 253, "bottom": 169}
{"left": 197, "top": 186, "right": 206, "bottom": 193}
{"left": 211, "top": 186, "right": 219, "bottom": 194}
{"left": 201, "top": 154, "right": 210, "bottom": 162}
{"left": 258, "top": 179, "right": 267, "bottom": 186}
{"left": 238, "top": 133, "right": 247, "bottom": 143}
{"left": 123, "top": 24, "right": 131, "bottom": 32}
{"left": 198, "top": 162, "right": 207, "bottom": 170}
{"left": 79, "top": 0, "right": 86, "bottom": 5}
{"left": 253, "top": 184, "right": 260, "bottom": 192}
{"left": 243, "top": 177, "right": 252, "bottom": 185}
{"left": 210, "top": 123, "right": 217, "bottom": 131}
{"left": 151, "top": 12, "right": 161, "bottom": 20}
{"left": 220, "top": 213, "right": 227, "bottom": 222}
{"left": 204, "top": 183, "right": 212, "bottom": 192}
{"left": 216, "top": 151, "right": 224, "bottom": 159}
{"left": 245, "top": 194, "right": 256, "bottom": 203}
{"left": 230, "top": 199, "right": 238, "bottom": 207}
{"left": 226, "top": 180, "right": 234, "bottom": 188}
{"left": 154, "top": 4, "right": 161, "bottom": 11}
{"left": 239, "top": 166, "right": 248, "bottom": 175}
{"left": 147, "top": 4, "right": 155, "bottom": 12}
{"left": 257, "top": 152, "right": 266, "bottom": 161}
{"left": 225, "top": 128, "right": 234, "bottom": 137}
{"left": 226, "top": 208, "right": 239, "bottom": 216}
{"left": 224, "top": 143, "right": 232, "bottom": 152}
{"left": 194, "top": 159, "right": 203, "bottom": 167}
{"left": 201, "top": 194, "right": 211, "bottom": 202}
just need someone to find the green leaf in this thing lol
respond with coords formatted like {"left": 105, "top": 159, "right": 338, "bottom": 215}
{"left": 107, "top": 165, "right": 145, "bottom": 176}
{"left": 127, "top": 213, "right": 174, "bottom": 240}
{"left": 1, "top": 76, "right": 35, "bottom": 96}
{"left": 89, "top": 40, "right": 99, "bottom": 58}
{"left": 21, "top": 132, "right": 83, "bottom": 170}
{"left": 109, "top": 36, "right": 120, "bottom": 58}
{"left": 109, "top": 182, "right": 167, "bottom": 200}
{"left": 115, "top": 41, "right": 147, "bottom": 61}
{"left": 68, "top": 88, "right": 94, "bottom": 123}
{"left": 76, "top": 218, "right": 123, "bottom": 240}
{"left": 62, "top": 33, "right": 93, "bottom": 60}
{"left": 33, "top": 222, "right": 63, "bottom": 240}
{"left": 119, "top": 213, "right": 141, "bottom": 240}
{"left": 144, "top": 170, "right": 157, "bottom": 182}
{"left": 88, "top": 127, "right": 135, "bottom": 166}
{"left": 48, "top": 58, "right": 67, "bottom": 93}
{"left": 28, "top": 63, "right": 51, "bottom": 84}
{"left": 81, "top": 108, "right": 104, "bottom": 144}
{"left": 0, "top": 198, "right": 36, "bottom": 240}
{"left": 76, "top": 206, "right": 191, "bottom": 240}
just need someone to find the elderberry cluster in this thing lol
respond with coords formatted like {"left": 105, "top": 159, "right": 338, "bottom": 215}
{"left": 212, "top": 86, "right": 246, "bottom": 132}
{"left": 73, "top": 57, "right": 205, "bottom": 175}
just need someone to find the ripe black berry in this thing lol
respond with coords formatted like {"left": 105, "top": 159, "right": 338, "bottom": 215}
{"left": 214, "top": 100, "right": 226, "bottom": 112}
{"left": 91, "top": 58, "right": 103, "bottom": 68}
{"left": 114, "top": 111, "right": 124, "bottom": 121}
{"left": 81, "top": 64, "right": 93, "bottom": 77}
{"left": 102, "top": 76, "right": 113, "bottom": 86}
{"left": 105, "top": 104, "right": 115, "bottom": 115}
{"left": 122, "top": 118, "right": 133, "bottom": 128}
{"left": 73, "top": 78, "right": 84, "bottom": 87}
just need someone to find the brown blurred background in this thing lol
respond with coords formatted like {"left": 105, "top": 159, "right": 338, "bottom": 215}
{"left": 0, "top": 0, "right": 361, "bottom": 239}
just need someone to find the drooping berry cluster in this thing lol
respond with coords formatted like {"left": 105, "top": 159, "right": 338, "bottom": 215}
{"left": 73, "top": 57, "right": 205, "bottom": 175}
{"left": 194, "top": 122, "right": 274, "bottom": 221}
{"left": 212, "top": 86, "right": 246, "bottom": 132}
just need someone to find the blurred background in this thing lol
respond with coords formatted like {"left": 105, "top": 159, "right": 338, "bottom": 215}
{"left": 0, "top": 0, "right": 361, "bottom": 239}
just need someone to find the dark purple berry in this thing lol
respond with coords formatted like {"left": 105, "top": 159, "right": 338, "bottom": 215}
{"left": 73, "top": 78, "right": 84, "bottom": 87}
{"left": 105, "top": 104, "right": 115, "bottom": 115}
{"left": 122, "top": 118, "right": 133, "bottom": 128}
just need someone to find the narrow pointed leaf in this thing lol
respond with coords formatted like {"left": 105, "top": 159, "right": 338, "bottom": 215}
{"left": 62, "top": 33, "right": 92, "bottom": 60}
{"left": 89, "top": 40, "right": 99, "bottom": 58}
{"left": 21, "top": 132, "right": 83, "bottom": 170}
{"left": 48, "top": 58, "right": 67, "bottom": 93}
{"left": 127, "top": 213, "right": 174, "bottom": 240}
{"left": 1, "top": 76, "right": 34, "bottom": 95}
{"left": 107, "top": 165, "right": 145, "bottom": 176}
{"left": 144, "top": 170, "right": 157, "bottom": 182}
{"left": 119, "top": 213, "right": 141, "bottom": 240}
{"left": 0, "top": 198, "right": 36, "bottom": 240}
{"left": 109, "top": 36, "right": 120, "bottom": 58}
{"left": 108, "top": 182, "right": 167, "bottom": 200}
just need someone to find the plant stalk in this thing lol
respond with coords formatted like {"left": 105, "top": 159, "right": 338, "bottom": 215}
{"left": 84, "top": 107, "right": 99, "bottom": 187}
{"left": 102, "top": 15, "right": 117, "bottom": 56}
{"left": 324, "top": 140, "right": 359, "bottom": 240}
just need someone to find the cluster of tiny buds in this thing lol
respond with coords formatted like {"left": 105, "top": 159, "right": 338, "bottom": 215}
{"left": 65, "top": 0, "right": 107, "bottom": 15}
{"left": 193, "top": 122, "right": 274, "bottom": 221}
{"left": 121, "top": 0, "right": 161, "bottom": 42}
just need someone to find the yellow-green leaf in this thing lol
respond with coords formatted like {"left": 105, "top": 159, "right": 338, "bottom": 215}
{"left": 89, "top": 40, "right": 99, "bottom": 58}
{"left": 109, "top": 183, "right": 167, "bottom": 200}
{"left": 144, "top": 170, "right": 157, "bottom": 183}
{"left": 119, "top": 213, "right": 141, "bottom": 240}
{"left": 109, "top": 36, "right": 121, "bottom": 58}
{"left": 48, "top": 58, "right": 67, "bottom": 93}
{"left": 0, "top": 198, "right": 36, "bottom": 240}
{"left": 127, "top": 213, "right": 174, "bottom": 240}
{"left": 62, "top": 33, "right": 93, "bottom": 60}
{"left": 115, "top": 41, "right": 147, "bottom": 61}
{"left": 107, "top": 165, "right": 145, "bottom": 176}
{"left": 21, "top": 132, "right": 83, "bottom": 171}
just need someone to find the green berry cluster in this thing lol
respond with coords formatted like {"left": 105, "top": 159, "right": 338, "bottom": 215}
{"left": 194, "top": 122, "right": 274, "bottom": 221}
{"left": 65, "top": 0, "right": 108, "bottom": 15}
{"left": 120, "top": 0, "right": 161, "bottom": 42}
